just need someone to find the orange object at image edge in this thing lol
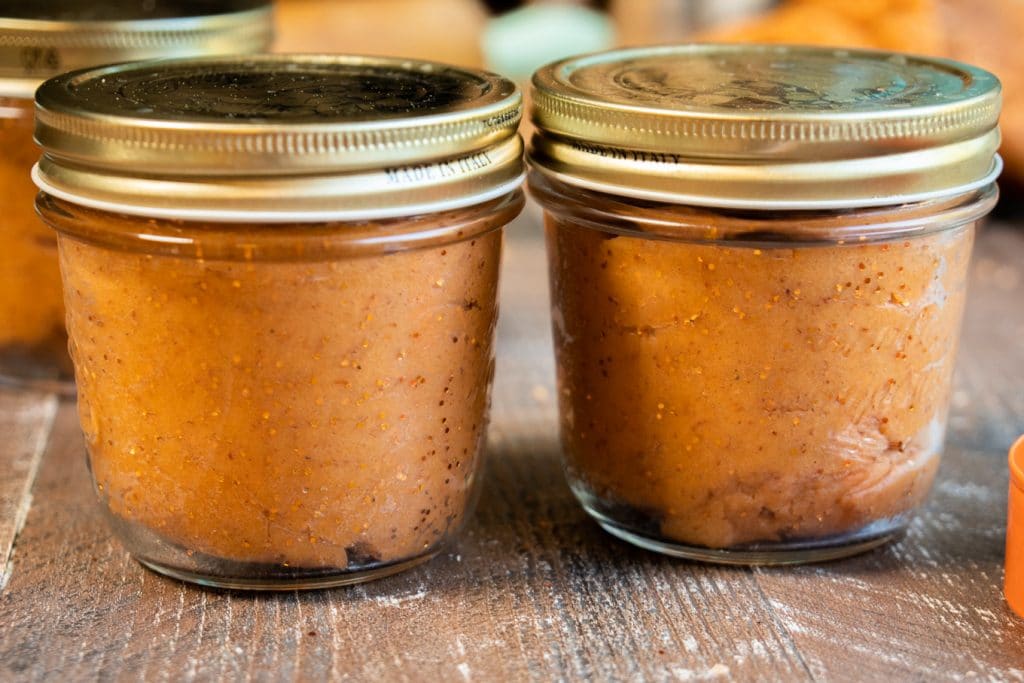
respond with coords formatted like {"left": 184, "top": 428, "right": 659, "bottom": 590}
{"left": 1006, "top": 435, "right": 1024, "bottom": 618}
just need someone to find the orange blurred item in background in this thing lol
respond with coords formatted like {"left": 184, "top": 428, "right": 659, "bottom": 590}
{"left": 1009, "top": 435, "right": 1024, "bottom": 619}
{"left": 701, "top": 0, "right": 944, "bottom": 53}
{"left": 274, "top": 0, "right": 489, "bottom": 67}
{"left": 701, "top": 0, "right": 1024, "bottom": 186}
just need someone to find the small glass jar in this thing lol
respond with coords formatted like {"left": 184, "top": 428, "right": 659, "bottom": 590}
{"left": 0, "top": 94, "right": 68, "bottom": 388}
{"left": 0, "top": 0, "right": 273, "bottom": 394}
{"left": 34, "top": 55, "right": 525, "bottom": 589}
{"left": 528, "top": 45, "right": 1002, "bottom": 564}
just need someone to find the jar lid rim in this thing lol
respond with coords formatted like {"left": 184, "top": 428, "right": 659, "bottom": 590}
{"left": 532, "top": 44, "right": 1000, "bottom": 149}
{"left": 33, "top": 55, "right": 525, "bottom": 217}
{"left": 529, "top": 44, "right": 1002, "bottom": 207}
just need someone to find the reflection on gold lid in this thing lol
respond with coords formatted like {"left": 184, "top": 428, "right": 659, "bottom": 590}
{"left": 0, "top": 1, "right": 273, "bottom": 99}
{"left": 530, "top": 44, "right": 1002, "bottom": 209}
{"left": 33, "top": 55, "right": 524, "bottom": 222}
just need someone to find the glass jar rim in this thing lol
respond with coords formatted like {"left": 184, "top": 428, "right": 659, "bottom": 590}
{"left": 528, "top": 170, "right": 998, "bottom": 245}
{"left": 36, "top": 189, "right": 525, "bottom": 261}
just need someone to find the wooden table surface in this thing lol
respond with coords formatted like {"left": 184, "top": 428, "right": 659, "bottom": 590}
{"left": 2, "top": 207, "right": 1023, "bottom": 682}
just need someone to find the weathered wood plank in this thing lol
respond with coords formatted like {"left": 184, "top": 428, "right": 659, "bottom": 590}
{"left": 0, "top": 388, "right": 57, "bottom": 592}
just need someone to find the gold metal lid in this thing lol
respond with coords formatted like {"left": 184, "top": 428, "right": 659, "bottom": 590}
{"left": 530, "top": 44, "right": 1002, "bottom": 209}
{"left": 33, "top": 55, "right": 524, "bottom": 222}
{"left": 0, "top": 1, "right": 273, "bottom": 99}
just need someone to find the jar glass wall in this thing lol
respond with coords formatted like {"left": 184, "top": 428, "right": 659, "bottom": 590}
{"left": 0, "top": 96, "right": 71, "bottom": 391}
{"left": 38, "top": 191, "right": 522, "bottom": 588}
{"left": 528, "top": 43, "right": 1001, "bottom": 564}
{"left": 532, "top": 173, "right": 995, "bottom": 564}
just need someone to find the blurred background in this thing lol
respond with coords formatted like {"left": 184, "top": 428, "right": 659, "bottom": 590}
{"left": 274, "top": 0, "right": 1024, "bottom": 203}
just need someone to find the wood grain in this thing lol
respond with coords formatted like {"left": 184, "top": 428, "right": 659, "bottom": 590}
{"left": 0, "top": 389, "right": 57, "bottom": 592}
{"left": 1, "top": 215, "right": 1023, "bottom": 681}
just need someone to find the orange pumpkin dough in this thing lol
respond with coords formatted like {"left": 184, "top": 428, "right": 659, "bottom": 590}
{"left": 547, "top": 216, "right": 972, "bottom": 548}
{"left": 56, "top": 204, "right": 503, "bottom": 569}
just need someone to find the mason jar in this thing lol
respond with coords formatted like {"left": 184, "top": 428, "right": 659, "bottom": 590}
{"left": 529, "top": 44, "right": 1001, "bottom": 564}
{"left": 34, "top": 55, "right": 525, "bottom": 589}
{"left": 0, "top": 0, "right": 272, "bottom": 394}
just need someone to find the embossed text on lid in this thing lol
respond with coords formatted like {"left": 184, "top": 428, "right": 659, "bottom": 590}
{"left": 568, "top": 46, "right": 988, "bottom": 113}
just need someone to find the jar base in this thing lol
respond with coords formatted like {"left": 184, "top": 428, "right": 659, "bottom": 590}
{"left": 103, "top": 507, "right": 445, "bottom": 590}
{"left": 135, "top": 551, "right": 440, "bottom": 591}
{"left": 576, "top": 489, "right": 906, "bottom": 565}
{"left": 595, "top": 518, "right": 898, "bottom": 566}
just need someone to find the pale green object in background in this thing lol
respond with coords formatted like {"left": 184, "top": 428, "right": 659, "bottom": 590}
{"left": 482, "top": 3, "right": 615, "bottom": 80}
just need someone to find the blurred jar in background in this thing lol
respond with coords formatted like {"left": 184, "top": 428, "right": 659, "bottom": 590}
{"left": 0, "top": 0, "right": 272, "bottom": 394}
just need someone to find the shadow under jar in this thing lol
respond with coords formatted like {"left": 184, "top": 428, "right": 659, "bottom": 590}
{"left": 33, "top": 55, "right": 525, "bottom": 589}
{"left": 528, "top": 44, "right": 1003, "bottom": 565}
{"left": 0, "top": 0, "right": 272, "bottom": 395}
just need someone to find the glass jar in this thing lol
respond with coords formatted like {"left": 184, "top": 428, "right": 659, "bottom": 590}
{"left": 0, "top": 0, "right": 273, "bottom": 394}
{"left": 0, "top": 94, "right": 69, "bottom": 388}
{"left": 33, "top": 55, "right": 525, "bottom": 589}
{"left": 528, "top": 45, "right": 1002, "bottom": 564}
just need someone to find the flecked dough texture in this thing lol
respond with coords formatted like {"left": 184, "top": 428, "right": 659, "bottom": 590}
{"left": 60, "top": 230, "right": 501, "bottom": 570}
{"left": 0, "top": 99, "right": 69, "bottom": 381}
{"left": 546, "top": 217, "right": 973, "bottom": 549}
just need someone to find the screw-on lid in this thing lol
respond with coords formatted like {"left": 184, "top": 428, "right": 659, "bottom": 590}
{"left": 33, "top": 54, "right": 525, "bottom": 222}
{"left": 530, "top": 44, "right": 1002, "bottom": 209}
{"left": 0, "top": 0, "right": 273, "bottom": 99}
